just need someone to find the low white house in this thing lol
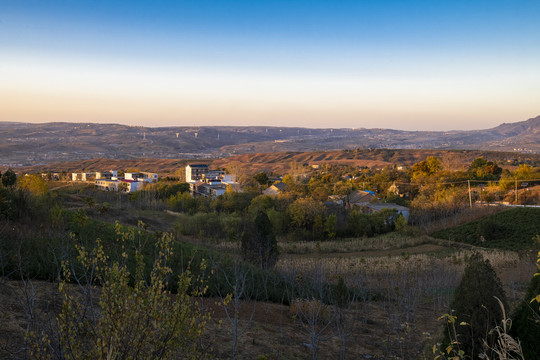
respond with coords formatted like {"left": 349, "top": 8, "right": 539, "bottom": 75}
{"left": 73, "top": 170, "right": 116, "bottom": 181}
{"left": 95, "top": 179, "right": 143, "bottom": 193}
{"left": 125, "top": 172, "right": 158, "bottom": 183}
{"left": 120, "top": 179, "right": 143, "bottom": 192}
{"left": 189, "top": 180, "right": 227, "bottom": 198}
{"left": 96, "top": 170, "right": 118, "bottom": 180}
{"left": 95, "top": 179, "right": 119, "bottom": 191}
{"left": 71, "top": 172, "right": 98, "bottom": 181}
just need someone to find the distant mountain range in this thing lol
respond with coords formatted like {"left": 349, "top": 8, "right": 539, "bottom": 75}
{"left": 0, "top": 115, "right": 538, "bottom": 168}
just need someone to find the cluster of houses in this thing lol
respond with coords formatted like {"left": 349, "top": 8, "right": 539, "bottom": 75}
{"left": 185, "top": 164, "right": 238, "bottom": 198}
{"left": 53, "top": 164, "right": 238, "bottom": 196}
{"left": 70, "top": 170, "right": 158, "bottom": 193}
{"left": 263, "top": 181, "right": 409, "bottom": 220}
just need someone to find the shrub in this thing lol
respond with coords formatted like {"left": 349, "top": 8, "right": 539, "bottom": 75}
{"left": 332, "top": 276, "right": 350, "bottom": 308}
{"left": 476, "top": 218, "right": 501, "bottom": 242}
{"left": 511, "top": 256, "right": 540, "bottom": 359}
{"left": 289, "top": 298, "right": 330, "bottom": 323}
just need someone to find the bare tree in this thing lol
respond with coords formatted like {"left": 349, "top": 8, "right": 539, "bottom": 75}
{"left": 213, "top": 258, "right": 257, "bottom": 360}
{"left": 292, "top": 265, "right": 335, "bottom": 360}
{"left": 331, "top": 277, "right": 358, "bottom": 360}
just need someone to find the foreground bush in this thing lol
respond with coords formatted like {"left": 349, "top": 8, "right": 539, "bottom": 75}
{"left": 511, "top": 251, "right": 540, "bottom": 359}
{"left": 29, "top": 231, "right": 211, "bottom": 360}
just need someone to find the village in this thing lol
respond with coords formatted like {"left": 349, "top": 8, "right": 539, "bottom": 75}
{"left": 39, "top": 163, "right": 413, "bottom": 221}
{"left": 33, "top": 157, "right": 540, "bottom": 227}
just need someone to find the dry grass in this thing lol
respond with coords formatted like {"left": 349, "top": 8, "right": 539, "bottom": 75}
{"left": 277, "top": 248, "right": 532, "bottom": 282}
{"left": 213, "top": 233, "right": 444, "bottom": 255}
{"left": 278, "top": 233, "right": 438, "bottom": 254}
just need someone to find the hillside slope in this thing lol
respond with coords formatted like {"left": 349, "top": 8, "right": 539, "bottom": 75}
{"left": 23, "top": 149, "right": 540, "bottom": 176}
{"left": 431, "top": 207, "right": 540, "bottom": 250}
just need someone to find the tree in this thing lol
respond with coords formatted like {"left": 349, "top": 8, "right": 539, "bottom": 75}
{"left": 411, "top": 156, "right": 441, "bottom": 182}
{"left": 287, "top": 197, "right": 326, "bottom": 232}
{"left": 346, "top": 209, "right": 372, "bottom": 237}
{"left": 2, "top": 169, "right": 17, "bottom": 188}
{"left": 253, "top": 172, "right": 269, "bottom": 186}
{"left": 247, "top": 195, "right": 275, "bottom": 216}
{"left": 469, "top": 157, "right": 502, "bottom": 180}
{"left": 118, "top": 181, "right": 129, "bottom": 192}
{"left": 17, "top": 174, "right": 48, "bottom": 195}
{"left": 514, "top": 164, "right": 532, "bottom": 180}
{"left": 324, "top": 214, "right": 337, "bottom": 239}
{"left": 241, "top": 210, "right": 279, "bottom": 269}
{"left": 444, "top": 253, "right": 508, "bottom": 359}
{"left": 310, "top": 185, "right": 331, "bottom": 202}
{"left": 212, "top": 258, "right": 257, "bottom": 360}
{"left": 292, "top": 266, "right": 335, "bottom": 360}
{"left": 332, "top": 276, "right": 358, "bottom": 360}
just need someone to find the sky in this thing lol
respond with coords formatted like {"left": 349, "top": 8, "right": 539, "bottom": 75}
{"left": 1, "top": 1, "right": 539, "bottom": 131}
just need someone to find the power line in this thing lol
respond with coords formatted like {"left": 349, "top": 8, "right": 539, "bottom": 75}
{"left": 390, "top": 178, "right": 540, "bottom": 188}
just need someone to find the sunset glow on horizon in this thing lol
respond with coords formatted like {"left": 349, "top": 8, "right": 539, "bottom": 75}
{"left": 1, "top": 1, "right": 539, "bottom": 131}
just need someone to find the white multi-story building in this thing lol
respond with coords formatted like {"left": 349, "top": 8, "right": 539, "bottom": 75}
{"left": 186, "top": 164, "right": 209, "bottom": 182}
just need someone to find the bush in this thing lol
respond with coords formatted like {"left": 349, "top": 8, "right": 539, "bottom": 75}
{"left": 476, "top": 218, "right": 501, "bottom": 242}
{"left": 511, "top": 264, "right": 540, "bottom": 359}
{"left": 173, "top": 212, "right": 243, "bottom": 240}
{"left": 289, "top": 299, "right": 330, "bottom": 323}
{"left": 346, "top": 209, "right": 372, "bottom": 237}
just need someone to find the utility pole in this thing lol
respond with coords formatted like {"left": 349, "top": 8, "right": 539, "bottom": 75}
{"left": 468, "top": 180, "right": 472, "bottom": 208}
{"left": 515, "top": 177, "right": 518, "bottom": 204}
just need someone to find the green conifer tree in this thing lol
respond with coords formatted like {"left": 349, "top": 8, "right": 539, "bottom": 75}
{"left": 445, "top": 253, "right": 508, "bottom": 359}
{"left": 241, "top": 210, "right": 279, "bottom": 269}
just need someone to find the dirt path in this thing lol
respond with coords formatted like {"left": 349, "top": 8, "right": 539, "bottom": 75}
{"left": 49, "top": 183, "right": 74, "bottom": 191}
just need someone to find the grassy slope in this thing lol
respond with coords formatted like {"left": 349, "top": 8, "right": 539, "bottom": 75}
{"left": 430, "top": 207, "right": 540, "bottom": 250}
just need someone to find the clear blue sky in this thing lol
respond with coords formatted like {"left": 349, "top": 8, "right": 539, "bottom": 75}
{"left": 1, "top": 0, "right": 539, "bottom": 130}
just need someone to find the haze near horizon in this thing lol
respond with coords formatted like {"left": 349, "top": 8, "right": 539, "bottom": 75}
{"left": 1, "top": 1, "right": 539, "bottom": 131}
